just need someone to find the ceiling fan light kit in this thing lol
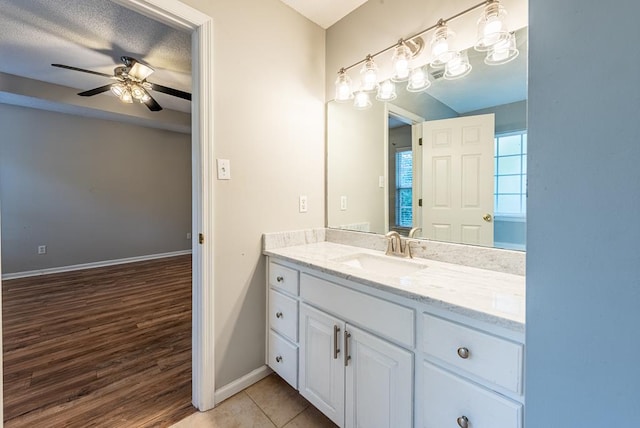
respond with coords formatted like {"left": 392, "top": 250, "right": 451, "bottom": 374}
{"left": 334, "top": 0, "right": 520, "bottom": 109}
{"left": 52, "top": 56, "right": 191, "bottom": 112}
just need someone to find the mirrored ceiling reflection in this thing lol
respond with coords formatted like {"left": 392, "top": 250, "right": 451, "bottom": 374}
{"left": 327, "top": 27, "right": 528, "bottom": 251}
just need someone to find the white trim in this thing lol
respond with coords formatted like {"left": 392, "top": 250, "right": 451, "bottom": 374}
{"left": 214, "top": 365, "right": 272, "bottom": 404}
{"left": 1, "top": 250, "right": 192, "bottom": 281}
{"left": 110, "top": 0, "right": 215, "bottom": 412}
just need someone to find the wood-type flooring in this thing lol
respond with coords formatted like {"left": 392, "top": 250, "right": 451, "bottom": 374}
{"left": 2, "top": 255, "right": 194, "bottom": 427}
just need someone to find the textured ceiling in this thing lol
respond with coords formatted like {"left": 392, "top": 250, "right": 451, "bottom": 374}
{"left": 0, "top": 0, "right": 192, "bottom": 114}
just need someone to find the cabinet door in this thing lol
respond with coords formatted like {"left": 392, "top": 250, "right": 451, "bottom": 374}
{"left": 299, "top": 303, "right": 345, "bottom": 427}
{"left": 344, "top": 324, "right": 413, "bottom": 428}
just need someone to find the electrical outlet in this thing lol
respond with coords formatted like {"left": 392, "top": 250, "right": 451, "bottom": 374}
{"left": 379, "top": 176, "right": 385, "bottom": 188}
{"left": 186, "top": 232, "right": 192, "bottom": 240}
{"left": 37, "top": 245, "right": 47, "bottom": 255}
{"left": 340, "top": 196, "right": 348, "bottom": 211}
{"left": 217, "top": 159, "right": 231, "bottom": 180}
{"left": 299, "top": 195, "right": 308, "bottom": 213}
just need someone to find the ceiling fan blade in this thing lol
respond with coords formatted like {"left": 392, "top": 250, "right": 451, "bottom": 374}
{"left": 143, "top": 93, "right": 163, "bottom": 112}
{"left": 150, "top": 83, "right": 191, "bottom": 101}
{"left": 51, "top": 63, "right": 114, "bottom": 78}
{"left": 78, "top": 84, "right": 113, "bottom": 97}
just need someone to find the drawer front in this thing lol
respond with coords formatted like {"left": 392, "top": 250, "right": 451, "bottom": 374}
{"left": 422, "top": 314, "right": 523, "bottom": 394}
{"left": 422, "top": 362, "right": 522, "bottom": 428}
{"left": 268, "top": 330, "right": 298, "bottom": 389}
{"left": 269, "top": 261, "right": 299, "bottom": 296}
{"left": 269, "top": 289, "right": 298, "bottom": 342}
{"left": 301, "top": 273, "right": 414, "bottom": 348}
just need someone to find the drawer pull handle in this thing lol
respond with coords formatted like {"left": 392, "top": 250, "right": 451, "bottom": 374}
{"left": 275, "top": 355, "right": 283, "bottom": 363}
{"left": 333, "top": 325, "right": 341, "bottom": 359}
{"left": 275, "top": 312, "right": 283, "bottom": 319}
{"left": 457, "top": 415, "right": 469, "bottom": 428}
{"left": 457, "top": 347, "right": 470, "bottom": 359}
{"left": 276, "top": 276, "right": 284, "bottom": 282}
{"left": 344, "top": 330, "right": 352, "bottom": 366}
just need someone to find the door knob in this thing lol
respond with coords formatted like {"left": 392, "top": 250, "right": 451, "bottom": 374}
{"left": 482, "top": 213, "right": 492, "bottom": 222}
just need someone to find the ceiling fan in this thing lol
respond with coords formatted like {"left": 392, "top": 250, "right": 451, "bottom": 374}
{"left": 51, "top": 56, "right": 191, "bottom": 112}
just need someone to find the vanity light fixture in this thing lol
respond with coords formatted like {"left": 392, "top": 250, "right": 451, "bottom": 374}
{"left": 475, "top": 0, "right": 510, "bottom": 51}
{"left": 444, "top": 50, "right": 472, "bottom": 80}
{"left": 376, "top": 79, "right": 398, "bottom": 101}
{"left": 392, "top": 39, "right": 424, "bottom": 82}
{"left": 354, "top": 90, "right": 372, "bottom": 109}
{"left": 334, "top": 0, "right": 518, "bottom": 107}
{"left": 406, "top": 66, "right": 431, "bottom": 92}
{"left": 430, "top": 20, "right": 457, "bottom": 68}
{"left": 485, "top": 31, "right": 519, "bottom": 65}
{"left": 360, "top": 55, "right": 379, "bottom": 92}
{"left": 335, "top": 68, "right": 354, "bottom": 102}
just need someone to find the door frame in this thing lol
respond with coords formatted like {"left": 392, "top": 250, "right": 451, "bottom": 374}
{"left": 0, "top": 0, "right": 216, "bottom": 417}
{"left": 109, "top": 0, "right": 216, "bottom": 411}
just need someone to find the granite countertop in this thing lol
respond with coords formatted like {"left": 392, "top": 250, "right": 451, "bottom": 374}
{"left": 264, "top": 241, "right": 525, "bottom": 332}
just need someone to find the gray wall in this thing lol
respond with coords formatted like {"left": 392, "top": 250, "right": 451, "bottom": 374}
{"left": 463, "top": 100, "right": 527, "bottom": 134}
{"left": 526, "top": 0, "right": 640, "bottom": 425}
{"left": 0, "top": 104, "right": 191, "bottom": 274}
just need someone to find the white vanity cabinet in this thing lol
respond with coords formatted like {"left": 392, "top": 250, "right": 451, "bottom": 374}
{"left": 299, "top": 302, "right": 413, "bottom": 428}
{"left": 265, "top": 255, "right": 525, "bottom": 428}
{"left": 266, "top": 261, "right": 300, "bottom": 388}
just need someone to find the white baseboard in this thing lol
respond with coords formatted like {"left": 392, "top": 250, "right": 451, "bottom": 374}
{"left": 214, "top": 365, "right": 272, "bottom": 405}
{"left": 1, "top": 249, "right": 192, "bottom": 280}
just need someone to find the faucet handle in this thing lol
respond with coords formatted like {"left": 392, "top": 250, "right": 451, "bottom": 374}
{"left": 408, "top": 227, "right": 422, "bottom": 238}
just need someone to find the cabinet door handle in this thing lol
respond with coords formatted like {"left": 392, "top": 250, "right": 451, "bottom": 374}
{"left": 275, "top": 311, "right": 283, "bottom": 319}
{"left": 276, "top": 276, "right": 284, "bottom": 282}
{"left": 457, "top": 415, "right": 469, "bottom": 428}
{"left": 344, "top": 330, "right": 352, "bottom": 366}
{"left": 275, "top": 355, "right": 283, "bottom": 363}
{"left": 457, "top": 347, "right": 470, "bottom": 359}
{"left": 333, "top": 325, "right": 341, "bottom": 359}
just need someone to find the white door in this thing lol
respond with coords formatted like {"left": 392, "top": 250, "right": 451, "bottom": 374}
{"left": 299, "top": 303, "right": 345, "bottom": 427}
{"left": 421, "top": 114, "right": 495, "bottom": 246}
{"left": 344, "top": 324, "right": 413, "bottom": 428}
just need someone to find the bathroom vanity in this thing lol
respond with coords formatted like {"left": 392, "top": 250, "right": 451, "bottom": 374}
{"left": 264, "top": 234, "right": 525, "bottom": 428}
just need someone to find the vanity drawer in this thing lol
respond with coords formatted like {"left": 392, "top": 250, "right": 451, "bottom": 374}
{"left": 269, "top": 261, "right": 299, "bottom": 296}
{"left": 422, "top": 314, "right": 523, "bottom": 394}
{"left": 301, "top": 273, "right": 414, "bottom": 348}
{"left": 268, "top": 289, "right": 298, "bottom": 342}
{"left": 269, "top": 330, "right": 298, "bottom": 389}
{"left": 422, "top": 362, "right": 522, "bottom": 428}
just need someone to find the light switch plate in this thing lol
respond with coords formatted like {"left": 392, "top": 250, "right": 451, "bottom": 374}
{"left": 379, "top": 176, "right": 385, "bottom": 188}
{"left": 217, "top": 159, "right": 231, "bottom": 180}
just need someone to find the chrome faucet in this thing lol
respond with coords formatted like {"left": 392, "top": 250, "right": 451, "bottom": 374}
{"left": 385, "top": 231, "right": 412, "bottom": 258}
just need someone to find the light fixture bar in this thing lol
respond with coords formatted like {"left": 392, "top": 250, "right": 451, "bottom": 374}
{"left": 339, "top": 0, "right": 491, "bottom": 73}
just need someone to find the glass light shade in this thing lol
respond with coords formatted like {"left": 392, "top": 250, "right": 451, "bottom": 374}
{"left": 360, "top": 57, "right": 379, "bottom": 92}
{"left": 376, "top": 79, "right": 397, "bottom": 101}
{"left": 129, "top": 61, "right": 154, "bottom": 80}
{"left": 391, "top": 44, "right": 412, "bottom": 82}
{"left": 475, "top": 1, "right": 510, "bottom": 51}
{"left": 485, "top": 32, "right": 519, "bottom": 65}
{"left": 407, "top": 66, "right": 431, "bottom": 92}
{"left": 120, "top": 88, "right": 134, "bottom": 103}
{"left": 430, "top": 22, "right": 456, "bottom": 68}
{"left": 353, "top": 91, "right": 372, "bottom": 110}
{"left": 335, "top": 70, "right": 354, "bottom": 102}
{"left": 130, "top": 84, "right": 146, "bottom": 100}
{"left": 444, "top": 51, "right": 472, "bottom": 80}
{"left": 110, "top": 83, "right": 125, "bottom": 97}
{"left": 140, "top": 91, "right": 151, "bottom": 102}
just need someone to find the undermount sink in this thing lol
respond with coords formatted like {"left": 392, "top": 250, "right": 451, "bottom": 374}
{"left": 332, "top": 253, "right": 428, "bottom": 277}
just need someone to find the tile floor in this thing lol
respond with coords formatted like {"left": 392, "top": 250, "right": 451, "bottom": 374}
{"left": 170, "top": 374, "right": 338, "bottom": 428}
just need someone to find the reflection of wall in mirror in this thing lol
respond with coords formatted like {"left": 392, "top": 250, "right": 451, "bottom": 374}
{"left": 327, "top": 100, "right": 386, "bottom": 233}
